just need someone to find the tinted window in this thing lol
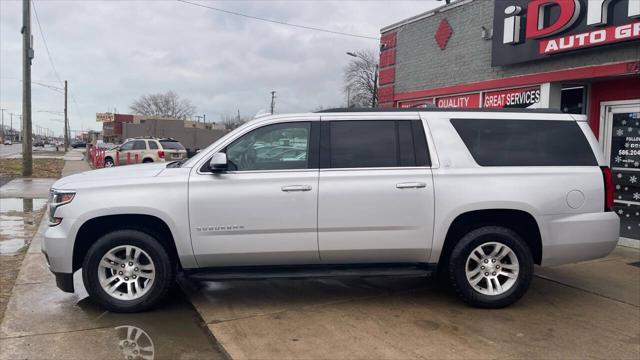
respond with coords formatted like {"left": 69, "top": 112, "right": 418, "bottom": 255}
{"left": 329, "top": 121, "right": 396, "bottom": 168}
{"left": 148, "top": 141, "right": 158, "bottom": 150}
{"left": 398, "top": 121, "right": 415, "bottom": 166}
{"left": 160, "top": 141, "right": 185, "bottom": 150}
{"left": 132, "top": 140, "right": 146, "bottom": 150}
{"left": 326, "top": 120, "right": 430, "bottom": 168}
{"left": 450, "top": 119, "right": 597, "bottom": 166}
{"left": 226, "top": 122, "right": 311, "bottom": 171}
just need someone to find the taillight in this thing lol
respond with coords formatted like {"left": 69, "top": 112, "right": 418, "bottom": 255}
{"left": 158, "top": 150, "right": 165, "bottom": 159}
{"left": 601, "top": 166, "right": 614, "bottom": 212}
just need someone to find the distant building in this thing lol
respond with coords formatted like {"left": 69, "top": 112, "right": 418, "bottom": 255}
{"left": 97, "top": 112, "right": 227, "bottom": 150}
{"left": 97, "top": 113, "right": 134, "bottom": 143}
{"left": 122, "top": 117, "right": 227, "bottom": 154}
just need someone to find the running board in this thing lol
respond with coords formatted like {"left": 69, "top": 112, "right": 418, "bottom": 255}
{"left": 185, "top": 264, "right": 436, "bottom": 281}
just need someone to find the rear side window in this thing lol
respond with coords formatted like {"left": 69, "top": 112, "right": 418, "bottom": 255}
{"left": 132, "top": 140, "right": 147, "bottom": 150}
{"left": 450, "top": 119, "right": 597, "bottom": 166}
{"left": 322, "top": 120, "right": 430, "bottom": 168}
{"left": 160, "top": 140, "right": 185, "bottom": 150}
{"left": 148, "top": 141, "right": 158, "bottom": 150}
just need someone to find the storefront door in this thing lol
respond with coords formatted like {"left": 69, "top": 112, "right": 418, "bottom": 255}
{"left": 602, "top": 100, "right": 640, "bottom": 247}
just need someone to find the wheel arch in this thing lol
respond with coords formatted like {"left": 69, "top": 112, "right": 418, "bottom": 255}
{"left": 73, "top": 214, "right": 180, "bottom": 272}
{"left": 437, "top": 209, "right": 543, "bottom": 268}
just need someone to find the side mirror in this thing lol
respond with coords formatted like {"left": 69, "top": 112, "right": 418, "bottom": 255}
{"left": 209, "top": 153, "right": 228, "bottom": 173}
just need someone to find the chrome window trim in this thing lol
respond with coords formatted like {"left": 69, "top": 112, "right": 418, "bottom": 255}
{"left": 320, "top": 166, "right": 431, "bottom": 172}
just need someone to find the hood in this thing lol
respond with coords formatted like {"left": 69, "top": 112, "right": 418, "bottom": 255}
{"left": 53, "top": 162, "right": 168, "bottom": 189}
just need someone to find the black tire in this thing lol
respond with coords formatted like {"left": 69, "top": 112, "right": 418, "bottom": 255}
{"left": 82, "top": 229, "right": 174, "bottom": 313}
{"left": 142, "top": 158, "right": 153, "bottom": 163}
{"left": 104, "top": 157, "right": 115, "bottom": 167}
{"left": 448, "top": 226, "right": 533, "bottom": 308}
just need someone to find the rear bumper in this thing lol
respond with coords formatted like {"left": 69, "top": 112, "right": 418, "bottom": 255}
{"left": 540, "top": 211, "right": 620, "bottom": 266}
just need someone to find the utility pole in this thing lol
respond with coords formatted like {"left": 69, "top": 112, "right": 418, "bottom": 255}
{"left": 270, "top": 91, "right": 276, "bottom": 114}
{"left": 0, "top": 109, "right": 5, "bottom": 141}
{"left": 237, "top": 109, "right": 240, "bottom": 122}
{"left": 64, "top": 80, "right": 69, "bottom": 151}
{"left": 203, "top": 114, "right": 206, "bottom": 123}
{"left": 22, "top": 0, "right": 33, "bottom": 176}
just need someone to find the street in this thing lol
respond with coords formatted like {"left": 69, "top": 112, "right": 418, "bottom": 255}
{"left": 0, "top": 144, "right": 21, "bottom": 159}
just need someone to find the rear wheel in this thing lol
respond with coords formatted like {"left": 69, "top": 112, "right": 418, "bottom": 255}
{"left": 142, "top": 158, "right": 153, "bottom": 163}
{"left": 448, "top": 226, "right": 533, "bottom": 308}
{"left": 82, "top": 229, "right": 174, "bottom": 312}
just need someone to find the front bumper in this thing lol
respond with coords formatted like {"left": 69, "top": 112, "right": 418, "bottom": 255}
{"left": 540, "top": 211, "right": 620, "bottom": 266}
{"left": 42, "top": 218, "right": 76, "bottom": 274}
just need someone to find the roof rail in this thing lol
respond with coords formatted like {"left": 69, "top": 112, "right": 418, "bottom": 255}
{"left": 316, "top": 107, "right": 565, "bottom": 114}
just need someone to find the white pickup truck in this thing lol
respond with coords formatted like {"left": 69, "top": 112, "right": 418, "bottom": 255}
{"left": 43, "top": 108, "right": 619, "bottom": 312}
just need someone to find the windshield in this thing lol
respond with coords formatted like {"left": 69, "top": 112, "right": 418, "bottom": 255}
{"left": 179, "top": 122, "right": 254, "bottom": 168}
{"left": 160, "top": 140, "right": 185, "bottom": 150}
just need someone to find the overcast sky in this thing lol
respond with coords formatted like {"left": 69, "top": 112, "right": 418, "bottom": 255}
{"left": 1, "top": 0, "right": 439, "bottom": 136}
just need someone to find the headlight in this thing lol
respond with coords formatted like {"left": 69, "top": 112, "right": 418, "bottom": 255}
{"left": 48, "top": 189, "right": 76, "bottom": 226}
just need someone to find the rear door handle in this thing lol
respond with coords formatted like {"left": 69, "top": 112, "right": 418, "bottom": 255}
{"left": 396, "top": 182, "right": 426, "bottom": 189}
{"left": 281, "top": 185, "right": 312, "bottom": 192}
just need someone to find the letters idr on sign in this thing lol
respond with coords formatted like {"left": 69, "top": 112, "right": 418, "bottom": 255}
{"left": 491, "top": 0, "right": 640, "bottom": 66}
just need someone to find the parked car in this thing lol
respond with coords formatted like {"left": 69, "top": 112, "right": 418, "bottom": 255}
{"left": 3, "top": 139, "right": 12, "bottom": 145}
{"left": 43, "top": 108, "right": 619, "bottom": 312}
{"left": 71, "top": 141, "right": 87, "bottom": 148}
{"left": 158, "top": 138, "right": 187, "bottom": 161}
{"left": 102, "top": 138, "right": 166, "bottom": 167}
{"left": 33, "top": 140, "right": 45, "bottom": 147}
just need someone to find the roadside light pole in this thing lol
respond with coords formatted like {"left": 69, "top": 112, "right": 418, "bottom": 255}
{"left": 22, "top": 0, "right": 33, "bottom": 176}
{"left": 346, "top": 52, "right": 379, "bottom": 108}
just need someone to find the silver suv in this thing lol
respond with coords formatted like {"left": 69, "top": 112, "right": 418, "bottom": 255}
{"left": 43, "top": 109, "right": 619, "bottom": 312}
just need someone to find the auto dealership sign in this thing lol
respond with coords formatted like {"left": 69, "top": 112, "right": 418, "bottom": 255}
{"left": 483, "top": 86, "right": 541, "bottom": 108}
{"left": 492, "top": 0, "right": 640, "bottom": 66}
{"left": 436, "top": 93, "right": 481, "bottom": 108}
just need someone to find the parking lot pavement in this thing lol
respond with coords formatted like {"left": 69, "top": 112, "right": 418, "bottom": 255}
{"left": 0, "top": 213, "right": 228, "bottom": 360}
{"left": 182, "top": 248, "right": 640, "bottom": 359}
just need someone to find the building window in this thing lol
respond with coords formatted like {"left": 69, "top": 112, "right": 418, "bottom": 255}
{"left": 561, "top": 85, "right": 585, "bottom": 114}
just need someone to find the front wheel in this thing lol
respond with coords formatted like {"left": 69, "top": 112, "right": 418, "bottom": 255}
{"left": 82, "top": 229, "right": 174, "bottom": 312}
{"left": 448, "top": 226, "right": 533, "bottom": 308}
{"left": 104, "top": 157, "right": 115, "bottom": 167}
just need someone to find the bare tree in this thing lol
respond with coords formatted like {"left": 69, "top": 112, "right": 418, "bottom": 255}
{"left": 130, "top": 91, "right": 196, "bottom": 120}
{"left": 221, "top": 113, "right": 248, "bottom": 130}
{"left": 343, "top": 49, "right": 378, "bottom": 108}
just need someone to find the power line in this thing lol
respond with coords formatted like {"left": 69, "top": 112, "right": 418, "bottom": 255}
{"left": 176, "top": 0, "right": 378, "bottom": 40}
{"left": 31, "top": 0, "right": 63, "bottom": 87}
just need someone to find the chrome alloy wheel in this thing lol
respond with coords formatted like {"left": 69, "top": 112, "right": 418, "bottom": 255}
{"left": 465, "top": 242, "right": 519, "bottom": 296}
{"left": 98, "top": 245, "right": 155, "bottom": 300}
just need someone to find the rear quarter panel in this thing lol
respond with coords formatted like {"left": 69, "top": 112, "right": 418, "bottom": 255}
{"left": 423, "top": 113, "right": 606, "bottom": 264}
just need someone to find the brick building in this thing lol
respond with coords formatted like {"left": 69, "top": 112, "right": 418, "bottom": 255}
{"left": 122, "top": 118, "right": 227, "bottom": 155}
{"left": 378, "top": 0, "right": 639, "bottom": 246}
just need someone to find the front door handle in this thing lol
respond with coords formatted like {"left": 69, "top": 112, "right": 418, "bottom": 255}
{"left": 281, "top": 185, "right": 312, "bottom": 192}
{"left": 396, "top": 182, "right": 426, "bottom": 189}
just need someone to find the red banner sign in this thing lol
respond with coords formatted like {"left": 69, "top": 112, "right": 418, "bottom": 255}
{"left": 436, "top": 93, "right": 480, "bottom": 108}
{"left": 483, "top": 86, "right": 541, "bottom": 109}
